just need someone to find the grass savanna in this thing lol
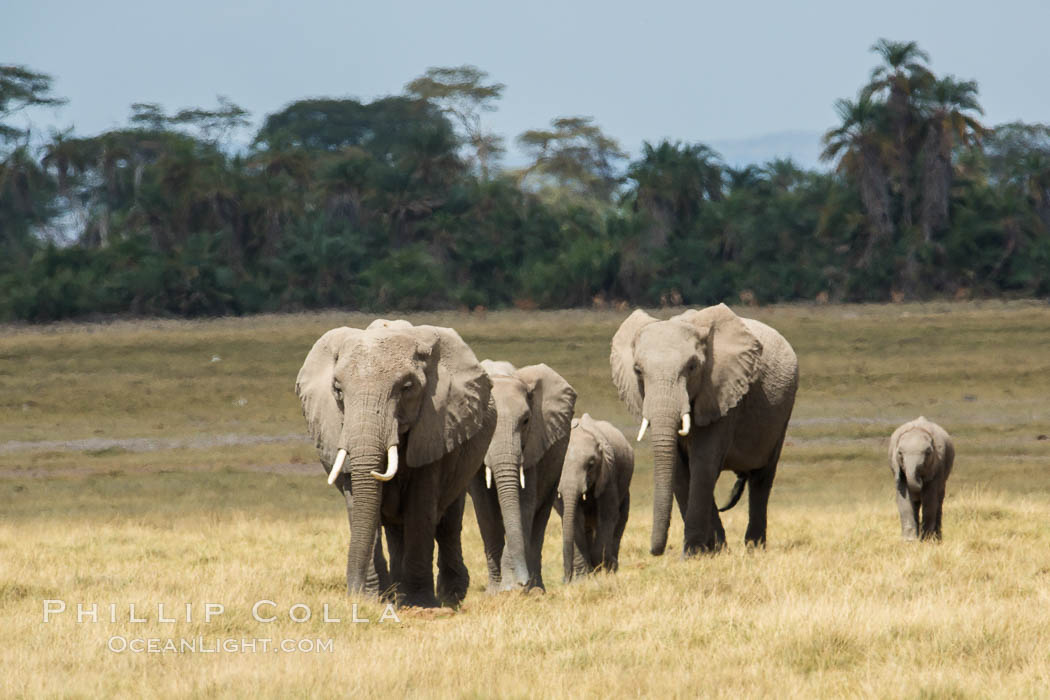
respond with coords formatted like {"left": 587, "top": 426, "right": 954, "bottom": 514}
{"left": 2, "top": 302, "right": 1050, "bottom": 697}
{"left": 4, "top": 39, "right": 1050, "bottom": 324}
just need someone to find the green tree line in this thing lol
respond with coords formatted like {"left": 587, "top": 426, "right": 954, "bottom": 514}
{"left": 1, "top": 42, "right": 1048, "bottom": 322}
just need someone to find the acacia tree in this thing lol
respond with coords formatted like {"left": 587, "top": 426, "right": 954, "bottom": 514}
{"left": 517, "top": 116, "right": 626, "bottom": 204}
{"left": 0, "top": 65, "right": 66, "bottom": 149}
{"left": 405, "top": 65, "right": 505, "bottom": 179}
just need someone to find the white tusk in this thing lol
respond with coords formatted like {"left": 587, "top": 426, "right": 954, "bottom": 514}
{"left": 519, "top": 466, "right": 525, "bottom": 489}
{"left": 485, "top": 465, "right": 493, "bottom": 489}
{"left": 678, "top": 413, "right": 691, "bottom": 437}
{"left": 327, "top": 449, "right": 347, "bottom": 485}
{"left": 582, "top": 492, "right": 587, "bottom": 502}
{"left": 371, "top": 445, "right": 399, "bottom": 481}
{"left": 637, "top": 418, "right": 649, "bottom": 442}
{"left": 557, "top": 491, "right": 562, "bottom": 500}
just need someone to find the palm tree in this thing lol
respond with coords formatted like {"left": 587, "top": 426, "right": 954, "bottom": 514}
{"left": 918, "top": 76, "right": 986, "bottom": 243}
{"left": 625, "top": 140, "right": 723, "bottom": 248}
{"left": 822, "top": 94, "right": 894, "bottom": 265}
{"left": 865, "top": 39, "right": 933, "bottom": 231}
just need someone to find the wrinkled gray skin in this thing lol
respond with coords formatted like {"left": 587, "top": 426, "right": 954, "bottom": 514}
{"left": 296, "top": 319, "right": 496, "bottom": 607}
{"left": 555, "top": 414, "right": 634, "bottom": 582}
{"left": 888, "top": 417, "right": 954, "bottom": 541}
{"left": 468, "top": 360, "right": 576, "bottom": 591}
{"left": 611, "top": 304, "right": 798, "bottom": 556}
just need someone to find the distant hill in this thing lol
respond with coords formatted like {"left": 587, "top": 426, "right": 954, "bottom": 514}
{"left": 709, "top": 130, "right": 827, "bottom": 171}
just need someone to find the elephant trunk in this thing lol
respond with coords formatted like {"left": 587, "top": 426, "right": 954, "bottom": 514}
{"left": 490, "top": 445, "right": 530, "bottom": 589}
{"left": 342, "top": 405, "right": 397, "bottom": 595}
{"left": 561, "top": 486, "right": 580, "bottom": 582}
{"left": 644, "top": 383, "right": 690, "bottom": 556}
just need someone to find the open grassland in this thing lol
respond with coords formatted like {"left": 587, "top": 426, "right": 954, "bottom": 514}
{"left": 2, "top": 301, "right": 1050, "bottom": 698}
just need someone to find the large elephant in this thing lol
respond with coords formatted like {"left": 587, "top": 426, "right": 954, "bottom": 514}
{"left": 468, "top": 360, "right": 576, "bottom": 591}
{"left": 295, "top": 320, "right": 496, "bottom": 607}
{"left": 556, "top": 413, "right": 634, "bottom": 582}
{"left": 611, "top": 304, "right": 798, "bottom": 555}
{"left": 889, "top": 416, "right": 954, "bottom": 541}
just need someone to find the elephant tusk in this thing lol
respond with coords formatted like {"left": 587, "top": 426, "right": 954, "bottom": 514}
{"left": 519, "top": 466, "right": 525, "bottom": 489}
{"left": 371, "top": 445, "right": 399, "bottom": 481}
{"left": 582, "top": 492, "right": 587, "bottom": 502}
{"left": 327, "top": 449, "right": 347, "bottom": 485}
{"left": 678, "top": 413, "right": 691, "bottom": 437}
{"left": 637, "top": 418, "right": 649, "bottom": 442}
{"left": 485, "top": 465, "right": 493, "bottom": 489}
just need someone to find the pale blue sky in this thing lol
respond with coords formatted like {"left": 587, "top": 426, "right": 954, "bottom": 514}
{"left": 4, "top": 0, "right": 1049, "bottom": 167}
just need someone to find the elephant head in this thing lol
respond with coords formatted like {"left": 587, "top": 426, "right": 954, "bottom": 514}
{"left": 558, "top": 413, "right": 614, "bottom": 582}
{"left": 611, "top": 304, "right": 762, "bottom": 555}
{"left": 892, "top": 419, "right": 942, "bottom": 496}
{"left": 479, "top": 360, "right": 576, "bottom": 588}
{"left": 296, "top": 322, "right": 492, "bottom": 594}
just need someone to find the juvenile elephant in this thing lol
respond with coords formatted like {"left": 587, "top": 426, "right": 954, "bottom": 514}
{"left": 889, "top": 416, "right": 955, "bottom": 541}
{"left": 611, "top": 304, "right": 798, "bottom": 555}
{"left": 468, "top": 360, "right": 576, "bottom": 591}
{"left": 556, "top": 413, "right": 634, "bottom": 582}
{"left": 296, "top": 320, "right": 496, "bottom": 607}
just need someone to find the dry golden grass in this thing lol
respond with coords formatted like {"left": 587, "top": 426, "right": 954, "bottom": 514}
{"left": 2, "top": 301, "right": 1050, "bottom": 698}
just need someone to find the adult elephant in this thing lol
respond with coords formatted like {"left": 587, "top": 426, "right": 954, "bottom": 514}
{"left": 611, "top": 304, "right": 798, "bottom": 555}
{"left": 296, "top": 320, "right": 496, "bottom": 607}
{"left": 469, "top": 360, "right": 576, "bottom": 591}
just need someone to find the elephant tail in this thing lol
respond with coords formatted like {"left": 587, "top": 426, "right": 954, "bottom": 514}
{"left": 717, "top": 475, "right": 747, "bottom": 512}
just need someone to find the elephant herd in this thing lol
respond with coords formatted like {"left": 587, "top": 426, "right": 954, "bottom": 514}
{"left": 295, "top": 304, "right": 954, "bottom": 608}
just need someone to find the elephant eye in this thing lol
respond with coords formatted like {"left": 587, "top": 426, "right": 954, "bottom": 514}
{"left": 633, "top": 364, "right": 642, "bottom": 375}
{"left": 401, "top": 379, "right": 414, "bottom": 391}
{"left": 333, "top": 385, "right": 344, "bottom": 402}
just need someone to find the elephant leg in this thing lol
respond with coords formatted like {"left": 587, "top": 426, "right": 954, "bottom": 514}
{"left": 343, "top": 487, "right": 382, "bottom": 595}
{"left": 527, "top": 489, "right": 556, "bottom": 591}
{"left": 683, "top": 430, "right": 731, "bottom": 555}
{"left": 468, "top": 474, "right": 505, "bottom": 591}
{"left": 935, "top": 481, "right": 946, "bottom": 538}
{"left": 895, "top": 480, "right": 919, "bottom": 540}
{"left": 435, "top": 494, "right": 470, "bottom": 606}
{"left": 400, "top": 471, "right": 440, "bottom": 608}
{"left": 384, "top": 522, "right": 405, "bottom": 597}
{"left": 919, "top": 482, "right": 942, "bottom": 541}
{"left": 744, "top": 435, "right": 784, "bottom": 547}
{"left": 609, "top": 493, "right": 630, "bottom": 570}
{"left": 710, "top": 498, "right": 726, "bottom": 548}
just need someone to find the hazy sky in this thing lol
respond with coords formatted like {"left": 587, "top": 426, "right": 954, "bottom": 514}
{"left": 4, "top": 0, "right": 1049, "bottom": 164}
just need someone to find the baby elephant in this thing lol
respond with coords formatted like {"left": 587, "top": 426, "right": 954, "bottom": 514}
{"left": 889, "top": 416, "right": 955, "bottom": 540}
{"left": 556, "top": 414, "right": 634, "bottom": 582}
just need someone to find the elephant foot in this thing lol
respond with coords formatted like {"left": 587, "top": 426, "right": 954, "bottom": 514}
{"left": 436, "top": 576, "right": 469, "bottom": 608}
{"left": 399, "top": 590, "right": 441, "bottom": 609}
{"left": 682, "top": 541, "right": 725, "bottom": 558}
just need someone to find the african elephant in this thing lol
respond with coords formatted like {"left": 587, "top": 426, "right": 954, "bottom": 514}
{"left": 889, "top": 416, "right": 954, "bottom": 541}
{"left": 611, "top": 304, "right": 798, "bottom": 555}
{"left": 555, "top": 413, "right": 633, "bottom": 582}
{"left": 468, "top": 360, "right": 576, "bottom": 591}
{"left": 295, "top": 319, "right": 496, "bottom": 607}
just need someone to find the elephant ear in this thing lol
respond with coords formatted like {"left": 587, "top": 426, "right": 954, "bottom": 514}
{"left": 481, "top": 359, "right": 517, "bottom": 377}
{"left": 673, "top": 304, "right": 762, "bottom": 427}
{"left": 295, "top": 327, "right": 364, "bottom": 467}
{"left": 580, "top": 413, "right": 614, "bottom": 495}
{"left": 403, "top": 326, "right": 493, "bottom": 468}
{"left": 610, "top": 309, "right": 658, "bottom": 419}
{"left": 516, "top": 363, "right": 577, "bottom": 469}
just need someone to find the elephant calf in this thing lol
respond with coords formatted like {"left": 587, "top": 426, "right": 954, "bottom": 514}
{"left": 556, "top": 413, "right": 634, "bottom": 582}
{"left": 889, "top": 416, "right": 955, "bottom": 541}
{"left": 469, "top": 360, "right": 576, "bottom": 592}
